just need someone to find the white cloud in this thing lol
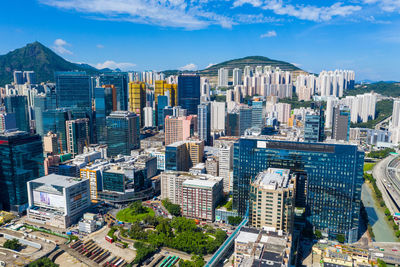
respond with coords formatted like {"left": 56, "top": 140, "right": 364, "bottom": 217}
{"left": 39, "top": 0, "right": 233, "bottom": 30}
{"left": 364, "top": 0, "right": 400, "bottom": 12}
{"left": 233, "top": 0, "right": 263, "bottom": 8}
{"left": 95, "top": 60, "right": 136, "bottom": 70}
{"left": 179, "top": 63, "right": 198, "bottom": 71}
{"left": 96, "top": 44, "right": 104, "bottom": 48}
{"left": 260, "top": 30, "right": 277, "bottom": 38}
{"left": 53, "top": 38, "right": 73, "bottom": 55}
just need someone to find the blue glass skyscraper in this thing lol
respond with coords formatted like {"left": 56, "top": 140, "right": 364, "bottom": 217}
{"left": 0, "top": 131, "right": 43, "bottom": 212}
{"left": 4, "top": 95, "right": 30, "bottom": 132}
{"left": 197, "top": 103, "right": 211, "bottom": 145}
{"left": 178, "top": 74, "right": 200, "bottom": 115}
{"left": 233, "top": 137, "right": 364, "bottom": 242}
{"left": 55, "top": 71, "right": 91, "bottom": 109}
{"left": 99, "top": 73, "right": 128, "bottom": 111}
{"left": 157, "top": 95, "right": 168, "bottom": 128}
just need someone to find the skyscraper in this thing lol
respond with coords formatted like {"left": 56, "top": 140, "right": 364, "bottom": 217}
{"left": 94, "top": 86, "right": 115, "bottom": 144}
{"left": 251, "top": 99, "right": 263, "bottom": 128}
{"left": 13, "top": 71, "right": 24, "bottom": 85}
{"left": 157, "top": 95, "right": 169, "bottom": 128}
{"left": 4, "top": 95, "right": 30, "bottom": 132}
{"left": 99, "top": 73, "right": 129, "bottom": 111}
{"left": 178, "top": 74, "right": 200, "bottom": 115}
{"left": 239, "top": 105, "right": 252, "bottom": 135}
{"left": 332, "top": 106, "right": 351, "bottom": 141}
{"left": 218, "top": 68, "right": 229, "bottom": 87}
{"left": 143, "top": 107, "right": 153, "bottom": 127}
{"left": 106, "top": 111, "right": 140, "bottom": 157}
{"left": 233, "top": 68, "right": 242, "bottom": 86}
{"left": 55, "top": 72, "right": 91, "bottom": 109}
{"left": 0, "top": 113, "right": 16, "bottom": 132}
{"left": 66, "top": 118, "right": 90, "bottom": 156}
{"left": 0, "top": 131, "right": 44, "bottom": 212}
{"left": 197, "top": 103, "right": 211, "bottom": 145}
{"left": 210, "top": 101, "right": 225, "bottom": 132}
{"left": 164, "top": 116, "right": 192, "bottom": 145}
{"left": 128, "top": 82, "right": 146, "bottom": 126}
{"left": 23, "top": 71, "right": 36, "bottom": 84}
{"left": 233, "top": 138, "right": 364, "bottom": 242}
{"left": 304, "top": 110, "right": 325, "bottom": 143}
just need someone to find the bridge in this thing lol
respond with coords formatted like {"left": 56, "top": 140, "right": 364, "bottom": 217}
{"left": 205, "top": 206, "right": 249, "bottom": 267}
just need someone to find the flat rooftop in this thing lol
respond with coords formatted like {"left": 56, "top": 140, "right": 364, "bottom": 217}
{"left": 182, "top": 178, "right": 219, "bottom": 188}
{"left": 254, "top": 168, "right": 291, "bottom": 190}
{"left": 30, "top": 174, "right": 83, "bottom": 188}
{"left": 236, "top": 231, "right": 259, "bottom": 244}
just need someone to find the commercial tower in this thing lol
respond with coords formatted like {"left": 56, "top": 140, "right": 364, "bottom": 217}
{"left": 129, "top": 82, "right": 146, "bottom": 126}
{"left": 3, "top": 95, "right": 30, "bottom": 132}
{"left": 164, "top": 116, "right": 192, "bottom": 145}
{"left": 332, "top": 106, "right": 351, "bottom": 141}
{"left": 65, "top": 118, "right": 90, "bottom": 156}
{"left": 0, "top": 131, "right": 44, "bottom": 212}
{"left": 106, "top": 111, "right": 140, "bottom": 157}
{"left": 304, "top": 110, "right": 325, "bottom": 143}
{"left": 55, "top": 72, "right": 91, "bottom": 109}
{"left": 233, "top": 138, "right": 364, "bottom": 243}
{"left": 197, "top": 103, "right": 211, "bottom": 145}
{"left": 178, "top": 74, "right": 200, "bottom": 115}
{"left": 99, "top": 73, "right": 129, "bottom": 111}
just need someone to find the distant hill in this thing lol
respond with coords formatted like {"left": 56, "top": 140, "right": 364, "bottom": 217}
{"left": 346, "top": 82, "right": 400, "bottom": 97}
{"left": 0, "top": 42, "right": 107, "bottom": 86}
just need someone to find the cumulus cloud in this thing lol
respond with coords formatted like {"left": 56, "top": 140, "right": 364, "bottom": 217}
{"left": 39, "top": 0, "right": 233, "bottom": 30}
{"left": 364, "top": 0, "right": 400, "bottom": 12}
{"left": 53, "top": 38, "right": 73, "bottom": 54}
{"left": 179, "top": 63, "right": 198, "bottom": 71}
{"left": 260, "top": 30, "right": 277, "bottom": 38}
{"left": 95, "top": 60, "right": 136, "bottom": 70}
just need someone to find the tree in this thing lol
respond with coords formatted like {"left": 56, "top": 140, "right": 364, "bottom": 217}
{"left": 162, "top": 199, "right": 181, "bottom": 216}
{"left": 133, "top": 242, "right": 157, "bottom": 264}
{"left": 129, "top": 201, "right": 147, "bottom": 214}
{"left": 377, "top": 258, "right": 387, "bottom": 267}
{"left": 3, "top": 238, "right": 21, "bottom": 251}
{"left": 29, "top": 257, "right": 59, "bottom": 267}
{"left": 336, "top": 234, "right": 345, "bottom": 243}
{"left": 384, "top": 208, "right": 391, "bottom": 216}
{"left": 228, "top": 216, "right": 242, "bottom": 226}
{"left": 314, "top": 230, "right": 322, "bottom": 239}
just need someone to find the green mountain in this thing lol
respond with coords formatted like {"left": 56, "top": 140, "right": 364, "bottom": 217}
{"left": 0, "top": 41, "right": 104, "bottom": 86}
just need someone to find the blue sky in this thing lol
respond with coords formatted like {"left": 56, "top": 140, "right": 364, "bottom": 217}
{"left": 1, "top": 0, "right": 400, "bottom": 81}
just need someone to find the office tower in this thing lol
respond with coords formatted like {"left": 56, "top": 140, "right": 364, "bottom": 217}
{"left": 94, "top": 86, "right": 115, "bottom": 144}
{"left": 55, "top": 72, "right": 91, "bottom": 109}
{"left": 0, "top": 131, "right": 44, "bottom": 212}
{"left": 332, "top": 106, "right": 351, "bottom": 141}
{"left": 249, "top": 168, "right": 296, "bottom": 233}
{"left": 23, "top": 71, "right": 36, "bottom": 84}
{"left": 197, "top": 103, "right": 211, "bottom": 145}
{"left": 251, "top": 99, "right": 263, "bottom": 128}
{"left": 182, "top": 177, "right": 223, "bottom": 221}
{"left": 206, "top": 156, "right": 219, "bottom": 177}
{"left": 13, "top": 71, "right": 24, "bottom": 84}
{"left": 304, "top": 111, "right": 325, "bottom": 143}
{"left": 178, "top": 74, "right": 200, "bottom": 115}
{"left": 157, "top": 95, "right": 169, "bottom": 128}
{"left": 27, "top": 174, "right": 90, "bottom": 228}
{"left": 43, "top": 132, "right": 58, "bottom": 155}
{"left": 392, "top": 100, "right": 400, "bottom": 128}
{"left": 65, "top": 118, "right": 89, "bottom": 157}
{"left": 218, "top": 143, "right": 234, "bottom": 193}
{"left": 218, "top": 68, "right": 229, "bottom": 87}
{"left": 99, "top": 73, "right": 128, "bottom": 111}
{"left": 0, "top": 113, "right": 16, "bottom": 131}
{"left": 233, "top": 68, "right": 242, "bottom": 86}
{"left": 155, "top": 80, "right": 177, "bottom": 107}
{"left": 239, "top": 105, "right": 252, "bottom": 135}
{"left": 164, "top": 116, "right": 191, "bottom": 145}
{"left": 129, "top": 82, "right": 146, "bottom": 126}
{"left": 226, "top": 112, "right": 240, "bottom": 136}
{"left": 276, "top": 103, "right": 291, "bottom": 124}
{"left": 143, "top": 107, "right": 153, "bottom": 127}
{"left": 210, "top": 101, "right": 225, "bottom": 132}
{"left": 106, "top": 111, "right": 140, "bottom": 157}
{"left": 200, "top": 77, "right": 210, "bottom": 101}
{"left": 165, "top": 140, "right": 204, "bottom": 171}
{"left": 4, "top": 95, "right": 30, "bottom": 132}
{"left": 233, "top": 138, "right": 364, "bottom": 242}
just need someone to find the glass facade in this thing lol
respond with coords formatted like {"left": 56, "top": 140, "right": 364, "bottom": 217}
{"left": 94, "top": 87, "right": 113, "bottom": 144}
{"left": 103, "top": 171, "right": 125, "bottom": 193}
{"left": 55, "top": 72, "right": 91, "bottom": 109}
{"left": 0, "top": 132, "right": 44, "bottom": 212}
{"left": 99, "top": 73, "right": 128, "bottom": 111}
{"left": 4, "top": 95, "right": 30, "bottom": 132}
{"left": 233, "top": 138, "right": 364, "bottom": 242}
{"left": 157, "top": 95, "right": 168, "bottom": 128}
{"left": 178, "top": 74, "right": 200, "bottom": 115}
{"left": 251, "top": 100, "right": 263, "bottom": 128}
{"left": 197, "top": 103, "right": 211, "bottom": 145}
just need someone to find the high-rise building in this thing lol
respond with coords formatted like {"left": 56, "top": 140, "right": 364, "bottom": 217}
{"left": 332, "top": 106, "right": 351, "bottom": 141}
{"left": 275, "top": 103, "right": 291, "bottom": 124}
{"left": 155, "top": 80, "right": 178, "bottom": 107}
{"left": 178, "top": 74, "right": 200, "bottom": 115}
{"left": 304, "top": 110, "right": 325, "bottom": 143}
{"left": 128, "top": 82, "right": 146, "bottom": 126}
{"left": 210, "top": 101, "right": 225, "bottom": 132}
{"left": 4, "top": 95, "right": 30, "bottom": 132}
{"left": 218, "top": 68, "right": 229, "bottom": 87}
{"left": 392, "top": 100, "right": 400, "bottom": 128}
{"left": 143, "top": 107, "right": 153, "bottom": 127}
{"left": 206, "top": 156, "right": 219, "bottom": 177}
{"left": 65, "top": 118, "right": 89, "bottom": 156}
{"left": 106, "top": 111, "right": 140, "bottom": 157}
{"left": 251, "top": 99, "right": 263, "bottom": 128}
{"left": 197, "top": 103, "right": 211, "bottom": 145}
{"left": 233, "top": 138, "right": 364, "bottom": 242}
{"left": 99, "top": 73, "right": 129, "bottom": 111}
{"left": 55, "top": 72, "right": 91, "bottom": 109}
{"left": 249, "top": 168, "right": 296, "bottom": 233}
{"left": 23, "top": 71, "right": 36, "bottom": 84}
{"left": 182, "top": 178, "right": 223, "bottom": 222}
{"left": 94, "top": 86, "right": 115, "bottom": 144}
{"left": 0, "top": 131, "right": 44, "bottom": 212}
{"left": 13, "top": 71, "right": 24, "bottom": 84}
{"left": 225, "top": 112, "right": 240, "bottom": 136}
{"left": 233, "top": 68, "right": 242, "bottom": 86}
{"left": 0, "top": 113, "right": 16, "bottom": 132}
{"left": 164, "top": 116, "right": 192, "bottom": 145}
{"left": 43, "top": 132, "right": 59, "bottom": 155}
{"left": 239, "top": 105, "right": 252, "bottom": 135}
{"left": 157, "top": 95, "right": 169, "bottom": 128}
{"left": 165, "top": 140, "right": 204, "bottom": 171}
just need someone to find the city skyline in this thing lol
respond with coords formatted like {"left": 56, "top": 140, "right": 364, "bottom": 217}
{"left": 1, "top": 0, "right": 400, "bottom": 81}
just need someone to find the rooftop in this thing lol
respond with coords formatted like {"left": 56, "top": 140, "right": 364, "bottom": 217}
{"left": 253, "top": 168, "right": 291, "bottom": 190}
{"left": 30, "top": 174, "right": 84, "bottom": 188}
{"left": 182, "top": 178, "right": 220, "bottom": 188}
{"left": 236, "top": 231, "right": 259, "bottom": 244}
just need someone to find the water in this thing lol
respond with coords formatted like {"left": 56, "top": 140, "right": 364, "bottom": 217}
{"left": 361, "top": 183, "right": 398, "bottom": 242}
